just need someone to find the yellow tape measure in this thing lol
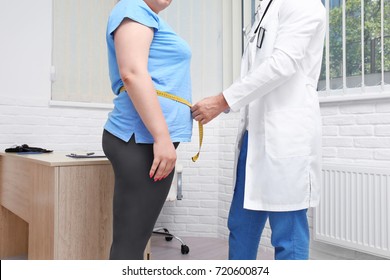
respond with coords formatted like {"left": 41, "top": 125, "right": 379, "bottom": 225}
{"left": 119, "top": 86, "right": 203, "bottom": 162}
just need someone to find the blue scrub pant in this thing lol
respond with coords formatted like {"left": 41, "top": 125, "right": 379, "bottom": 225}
{"left": 227, "top": 131, "right": 310, "bottom": 260}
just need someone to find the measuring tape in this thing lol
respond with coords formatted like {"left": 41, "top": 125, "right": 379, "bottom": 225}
{"left": 119, "top": 86, "right": 203, "bottom": 162}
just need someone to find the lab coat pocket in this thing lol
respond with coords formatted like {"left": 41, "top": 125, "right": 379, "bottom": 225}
{"left": 255, "top": 20, "right": 278, "bottom": 61}
{"left": 265, "top": 108, "right": 313, "bottom": 158}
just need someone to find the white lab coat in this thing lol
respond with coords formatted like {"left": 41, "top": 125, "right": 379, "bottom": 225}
{"left": 223, "top": 0, "right": 326, "bottom": 211}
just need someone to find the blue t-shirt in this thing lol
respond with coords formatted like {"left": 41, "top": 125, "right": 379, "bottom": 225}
{"left": 104, "top": 0, "right": 192, "bottom": 143}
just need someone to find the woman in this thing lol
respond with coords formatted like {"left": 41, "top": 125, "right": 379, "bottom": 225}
{"left": 102, "top": 0, "right": 192, "bottom": 260}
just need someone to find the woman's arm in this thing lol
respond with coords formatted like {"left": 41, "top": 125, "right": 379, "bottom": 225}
{"left": 114, "top": 18, "right": 176, "bottom": 181}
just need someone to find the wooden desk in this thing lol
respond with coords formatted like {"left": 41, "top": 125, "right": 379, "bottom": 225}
{"left": 0, "top": 152, "right": 115, "bottom": 259}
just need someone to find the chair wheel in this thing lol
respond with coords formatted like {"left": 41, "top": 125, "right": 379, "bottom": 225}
{"left": 163, "top": 228, "right": 173, "bottom": 241}
{"left": 181, "top": 245, "right": 190, "bottom": 254}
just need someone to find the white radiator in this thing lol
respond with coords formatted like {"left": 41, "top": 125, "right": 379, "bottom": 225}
{"left": 314, "top": 163, "right": 390, "bottom": 259}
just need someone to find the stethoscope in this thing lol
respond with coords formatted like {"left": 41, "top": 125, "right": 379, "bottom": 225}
{"left": 243, "top": 0, "right": 274, "bottom": 46}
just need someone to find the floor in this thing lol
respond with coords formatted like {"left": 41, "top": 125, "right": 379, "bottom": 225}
{"left": 1, "top": 237, "right": 231, "bottom": 261}
{"left": 3, "top": 235, "right": 383, "bottom": 260}
{"left": 150, "top": 236, "right": 229, "bottom": 260}
{"left": 150, "top": 236, "right": 387, "bottom": 260}
{"left": 4, "top": 236, "right": 384, "bottom": 260}
{"left": 150, "top": 235, "right": 275, "bottom": 260}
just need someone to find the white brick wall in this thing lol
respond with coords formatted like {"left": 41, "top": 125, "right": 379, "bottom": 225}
{"left": 321, "top": 99, "right": 390, "bottom": 164}
{"left": 0, "top": 101, "right": 109, "bottom": 153}
{"left": 2, "top": 96, "right": 388, "bottom": 260}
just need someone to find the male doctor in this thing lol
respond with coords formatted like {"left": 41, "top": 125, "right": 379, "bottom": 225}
{"left": 192, "top": 0, "right": 326, "bottom": 260}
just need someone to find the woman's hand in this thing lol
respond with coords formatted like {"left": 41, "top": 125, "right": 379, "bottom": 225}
{"left": 149, "top": 137, "right": 177, "bottom": 181}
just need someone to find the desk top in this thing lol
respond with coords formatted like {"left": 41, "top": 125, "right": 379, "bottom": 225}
{"left": 0, "top": 151, "right": 110, "bottom": 167}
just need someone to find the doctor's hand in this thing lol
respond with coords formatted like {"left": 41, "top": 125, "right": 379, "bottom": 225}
{"left": 192, "top": 93, "right": 229, "bottom": 125}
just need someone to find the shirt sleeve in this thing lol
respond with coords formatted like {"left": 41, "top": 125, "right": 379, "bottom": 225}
{"left": 107, "top": 0, "right": 159, "bottom": 36}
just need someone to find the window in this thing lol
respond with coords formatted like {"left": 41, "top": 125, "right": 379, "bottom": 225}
{"left": 51, "top": 0, "right": 116, "bottom": 105}
{"left": 319, "top": 0, "right": 390, "bottom": 95}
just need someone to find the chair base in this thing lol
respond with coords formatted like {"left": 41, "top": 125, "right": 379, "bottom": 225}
{"left": 152, "top": 227, "right": 190, "bottom": 254}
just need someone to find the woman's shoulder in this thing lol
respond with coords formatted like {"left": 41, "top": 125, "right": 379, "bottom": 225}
{"left": 108, "top": 0, "right": 160, "bottom": 34}
{"left": 113, "top": 0, "right": 158, "bottom": 21}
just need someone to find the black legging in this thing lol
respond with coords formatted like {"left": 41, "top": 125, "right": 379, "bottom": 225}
{"left": 102, "top": 130, "right": 178, "bottom": 260}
